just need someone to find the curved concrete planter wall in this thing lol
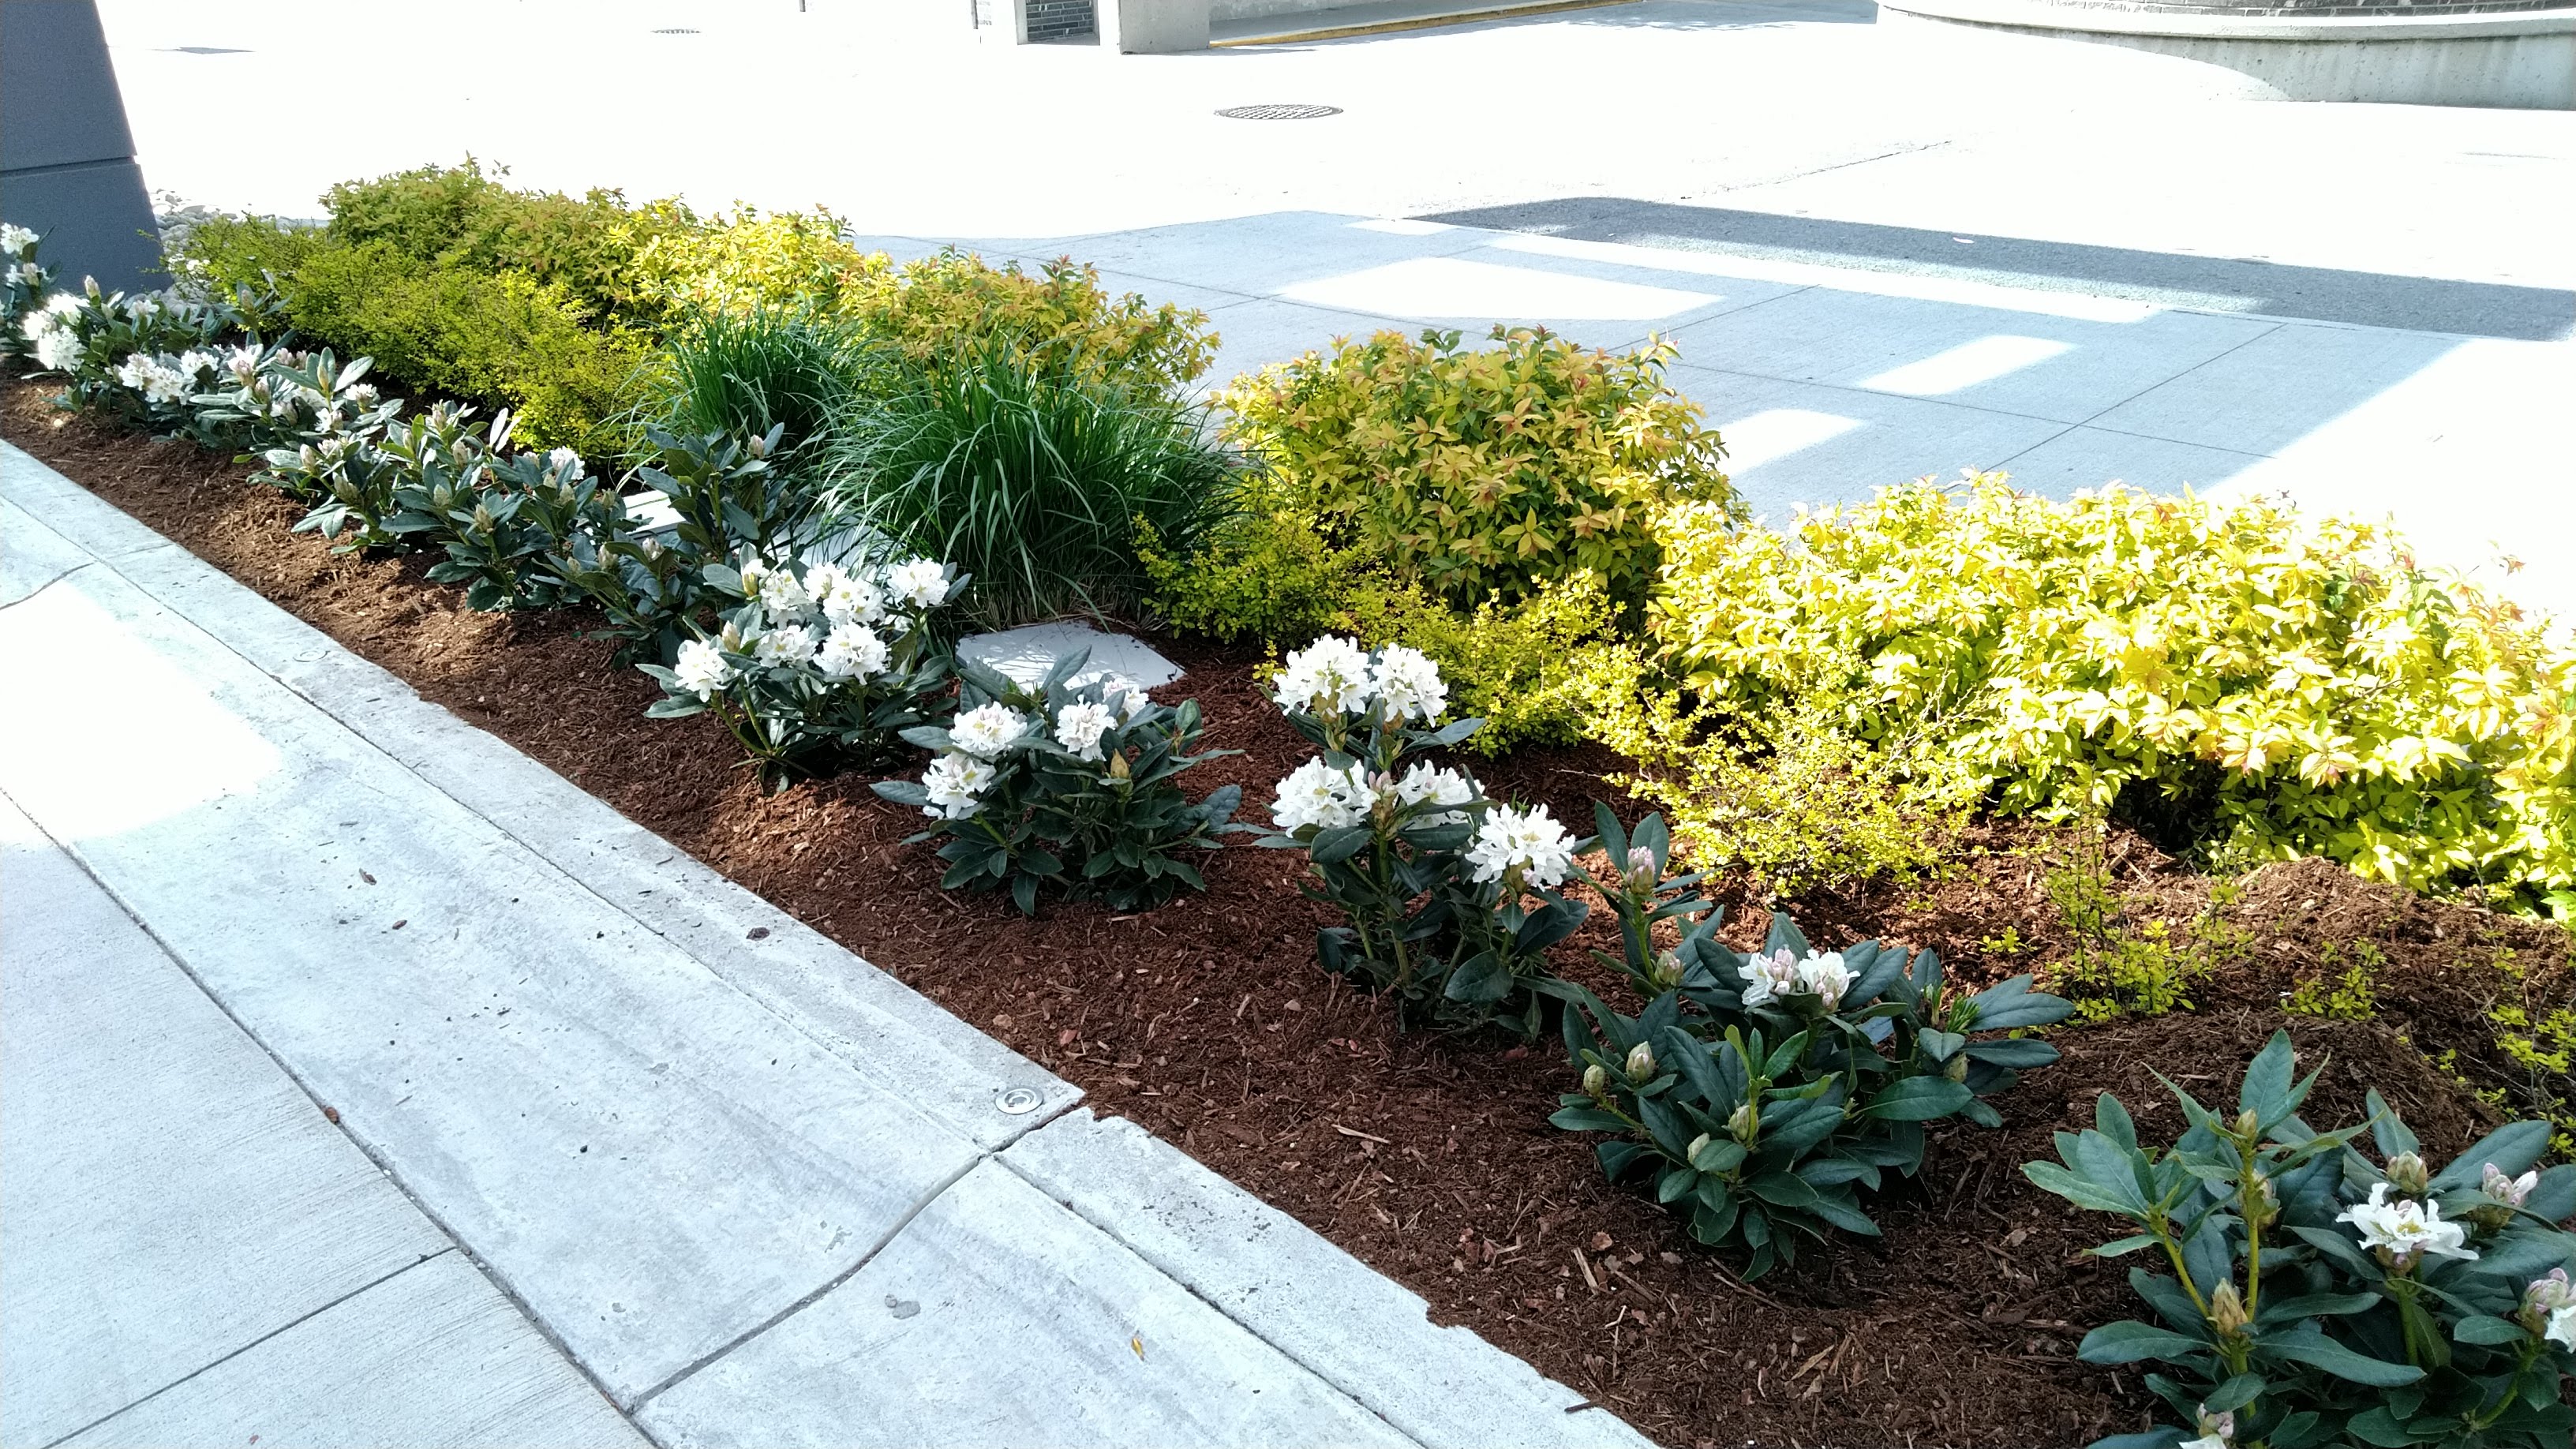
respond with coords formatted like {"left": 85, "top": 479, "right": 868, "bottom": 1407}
{"left": 1878, "top": 0, "right": 2576, "bottom": 107}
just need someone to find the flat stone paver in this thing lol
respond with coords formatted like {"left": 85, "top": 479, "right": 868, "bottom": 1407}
{"left": 960, "top": 620, "right": 1186, "bottom": 691}
{"left": 0, "top": 798, "right": 636, "bottom": 1449}
{"left": 0, "top": 444, "right": 1647, "bottom": 1446}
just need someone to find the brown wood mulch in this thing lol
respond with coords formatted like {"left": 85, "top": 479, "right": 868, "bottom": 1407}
{"left": 10, "top": 378, "right": 2568, "bottom": 1449}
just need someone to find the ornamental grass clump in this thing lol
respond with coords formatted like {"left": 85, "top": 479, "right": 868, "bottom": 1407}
{"left": 2024, "top": 1031, "right": 2576, "bottom": 1449}
{"left": 641, "top": 548, "right": 964, "bottom": 788}
{"left": 1218, "top": 324, "right": 1735, "bottom": 609}
{"left": 1622, "top": 475, "right": 2576, "bottom": 912}
{"left": 1552, "top": 902, "right": 2072, "bottom": 1278}
{"left": 1258, "top": 635, "right": 1591, "bottom": 1036}
{"left": 873, "top": 649, "right": 1244, "bottom": 915}
{"left": 819, "top": 347, "right": 1238, "bottom": 630}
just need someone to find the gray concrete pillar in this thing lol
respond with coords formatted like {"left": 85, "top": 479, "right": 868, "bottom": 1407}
{"left": 2, "top": 1, "right": 163, "bottom": 294}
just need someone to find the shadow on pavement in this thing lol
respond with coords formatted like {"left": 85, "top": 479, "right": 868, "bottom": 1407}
{"left": 1423, "top": 197, "right": 2576, "bottom": 340}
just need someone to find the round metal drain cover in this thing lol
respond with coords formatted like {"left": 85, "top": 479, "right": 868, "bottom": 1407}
{"left": 1216, "top": 103, "right": 1342, "bottom": 121}
{"left": 994, "top": 1086, "right": 1045, "bottom": 1116}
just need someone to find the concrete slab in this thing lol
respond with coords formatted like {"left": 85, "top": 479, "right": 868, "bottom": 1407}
{"left": 62, "top": 1253, "right": 646, "bottom": 1449}
{"left": 1670, "top": 364, "right": 2069, "bottom": 521}
{"left": 1005, "top": 1110, "right": 1654, "bottom": 1448}
{"left": 638, "top": 1158, "right": 1415, "bottom": 1448}
{"left": 1659, "top": 287, "right": 2280, "bottom": 424}
{"left": 5, "top": 446, "right": 1084, "bottom": 1156}
{"left": 2085, "top": 320, "right": 2467, "bottom": 457}
{"left": 1274, "top": 254, "right": 1734, "bottom": 346}
{"left": 0, "top": 798, "right": 450, "bottom": 1447}
{"left": 0, "top": 492, "right": 95, "bottom": 606}
{"left": 960, "top": 620, "right": 1186, "bottom": 691}
{"left": 1028, "top": 212, "right": 1492, "bottom": 299}
{"left": 1991, "top": 424, "right": 2267, "bottom": 498}
{"left": 0, "top": 502, "right": 985, "bottom": 1404}
{"left": 1197, "top": 295, "right": 1432, "bottom": 386}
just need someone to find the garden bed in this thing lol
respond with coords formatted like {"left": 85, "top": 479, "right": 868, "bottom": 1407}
{"left": 7, "top": 382, "right": 2567, "bottom": 1448}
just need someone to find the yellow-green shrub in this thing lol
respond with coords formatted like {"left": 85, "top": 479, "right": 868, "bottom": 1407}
{"left": 277, "top": 241, "right": 653, "bottom": 457}
{"left": 1630, "top": 475, "right": 2576, "bottom": 908}
{"left": 628, "top": 207, "right": 893, "bottom": 324}
{"left": 1142, "top": 507, "right": 1636, "bottom": 755}
{"left": 317, "top": 160, "right": 696, "bottom": 324}
{"left": 848, "top": 250, "right": 1215, "bottom": 397}
{"left": 1218, "top": 326, "right": 1735, "bottom": 608}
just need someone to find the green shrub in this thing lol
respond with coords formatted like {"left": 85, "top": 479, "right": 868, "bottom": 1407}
{"left": 1219, "top": 325, "right": 1735, "bottom": 609}
{"left": 851, "top": 250, "right": 1215, "bottom": 399}
{"left": 317, "top": 159, "right": 695, "bottom": 324}
{"left": 630, "top": 206, "right": 890, "bottom": 325}
{"left": 2024, "top": 1032, "right": 2576, "bottom": 1449}
{"left": 1142, "top": 505, "right": 1637, "bottom": 757}
{"left": 266, "top": 239, "right": 652, "bottom": 458}
{"left": 1627, "top": 476, "right": 2576, "bottom": 910}
{"left": 818, "top": 349, "right": 1237, "bottom": 630}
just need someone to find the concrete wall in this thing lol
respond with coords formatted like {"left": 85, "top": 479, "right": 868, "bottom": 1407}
{"left": 1878, "top": 0, "right": 2576, "bottom": 107}
{"left": 0, "top": 0, "right": 163, "bottom": 293}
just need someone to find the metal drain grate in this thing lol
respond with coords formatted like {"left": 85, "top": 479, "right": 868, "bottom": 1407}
{"left": 1215, "top": 103, "right": 1343, "bottom": 120}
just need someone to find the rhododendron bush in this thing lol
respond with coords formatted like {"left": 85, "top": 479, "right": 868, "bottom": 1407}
{"left": 2026, "top": 1032, "right": 2576, "bottom": 1449}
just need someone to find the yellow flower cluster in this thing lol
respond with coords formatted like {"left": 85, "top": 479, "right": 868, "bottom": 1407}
{"left": 1638, "top": 475, "right": 2576, "bottom": 907}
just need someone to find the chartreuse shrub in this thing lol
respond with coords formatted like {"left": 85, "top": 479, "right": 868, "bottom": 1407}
{"left": 1217, "top": 325, "right": 1735, "bottom": 609}
{"left": 1617, "top": 477, "right": 2576, "bottom": 912}
{"left": 313, "top": 160, "right": 697, "bottom": 323}
{"left": 818, "top": 346, "right": 1237, "bottom": 630}
{"left": 874, "top": 648, "right": 1243, "bottom": 914}
{"left": 1139, "top": 499, "right": 1646, "bottom": 757}
{"left": 1257, "top": 635, "right": 1593, "bottom": 1036}
{"left": 1553, "top": 894, "right": 2072, "bottom": 1278}
{"left": 2025, "top": 1032, "right": 2576, "bottom": 1449}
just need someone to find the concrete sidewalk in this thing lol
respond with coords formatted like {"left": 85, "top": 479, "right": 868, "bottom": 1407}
{"left": 2, "top": 799, "right": 642, "bottom": 1449}
{"left": 0, "top": 442, "right": 1646, "bottom": 1448}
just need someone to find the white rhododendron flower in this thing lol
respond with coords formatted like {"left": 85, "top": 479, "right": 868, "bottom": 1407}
{"left": 2338, "top": 1183, "right": 2477, "bottom": 1266}
{"left": 810, "top": 564, "right": 886, "bottom": 626}
{"left": 1391, "top": 761, "right": 1477, "bottom": 823}
{"left": 225, "top": 343, "right": 263, "bottom": 380}
{"left": 949, "top": 702, "right": 1032, "bottom": 758}
{"left": 1738, "top": 949, "right": 1852, "bottom": 1009}
{"left": 1273, "top": 635, "right": 1372, "bottom": 717}
{"left": 175, "top": 348, "right": 219, "bottom": 380}
{"left": 756, "top": 566, "right": 814, "bottom": 620}
{"left": 1466, "top": 804, "right": 1576, "bottom": 889}
{"left": 1738, "top": 948, "right": 1800, "bottom": 1008}
{"left": 2522, "top": 1270, "right": 2574, "bottom": 1348}
{"left": 1368, "top": 645, "right": 1448, "bottom": 723}
{"left": 750, "top": 623, "right": 816, "bottom": 667}
{"left": 672, "top": 638, "right": 734, "bottom": 697}
{"left": 113, "top": 354, "right": 193, "bottom": 406}
{"left": 814, "top": 623, "right": 889, "bottom": 681}
{"left": 2479, "top": 1163, "right": 2537, "bottom": 1208}
{"left": 546, "top": 446, "right": 586, "bottom": 480}
{"left": 886, "top": 558, "right": 949, "bottom": 608}
{"left": 0, "top": 223, "right": 36, "bottom": 256}
{"left": 1271, "top": 756, "right": 1369, "bottom": 833}
{"left": 1054, "top": 700, "right": 1118, "bottom": 762}
{"left": 920, "top": 751, "right": 996, "bottom": 820}
{"left": 32, "top": 327, "right": 79, "bottom": 371}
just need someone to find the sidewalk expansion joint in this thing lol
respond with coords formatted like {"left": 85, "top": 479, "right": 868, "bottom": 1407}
{"left": 623, "top": 1152, "right": 987, "bottom": 1413}
{"left": 0, "top": 781, "right": 665, "bottom": 1449}
{"left": 988, "top": 1128, "right": 1428, "bottom": 1445}
{"left": 0, "top": 559, "right": 95, "bottom": 612}
{"left": 36, "top": 1249, "right": 459, "bottom": 1449}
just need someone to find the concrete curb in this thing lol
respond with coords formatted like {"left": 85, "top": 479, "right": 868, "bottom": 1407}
{"left": 1, "top": 440, "right": 1652, "bottom": 1447}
